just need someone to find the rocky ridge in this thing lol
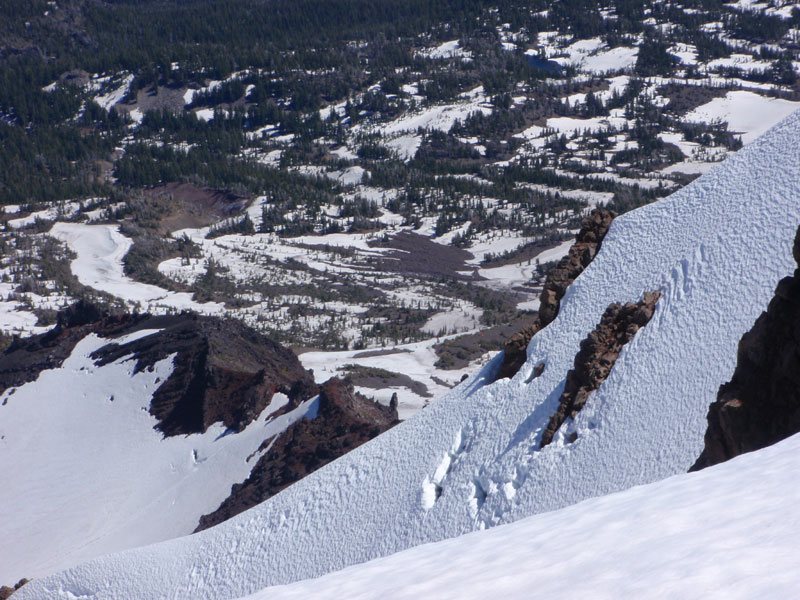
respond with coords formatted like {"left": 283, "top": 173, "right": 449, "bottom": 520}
{"left": 692, "top": 226, "right": 800, "bottom": 470}
{"left": 196, "top": 377, "right": 399, "bottom": 531}
{"left": 540, "top": 290, "right": 661, "bottom": 447}
{"left": 0, "top": 579, "right": 27, "bottom": 600}
{"left": 0, "top": 301, "right": 400, "bottom": 541}
{"left": 496, "top": 208, "right": 617, "bottom": 381}
{"left": 0, "top": 301, "right": 317, "bottom": 437}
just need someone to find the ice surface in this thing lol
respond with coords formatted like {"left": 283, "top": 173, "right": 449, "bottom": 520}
{"left": 17, "top": 109, "right": 800, "bottom": 599}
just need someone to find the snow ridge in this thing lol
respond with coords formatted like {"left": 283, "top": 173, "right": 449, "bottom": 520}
{"left": 18, "top": 108, "right": 800, "bottom": 599}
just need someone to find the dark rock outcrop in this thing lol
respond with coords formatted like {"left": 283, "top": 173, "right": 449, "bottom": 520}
{"left": 195, "top": 377, "right": 399, "bottom": 531}
{"left": 691, "top": 228, "right": 800, "bottom": 471}
{"left": 0, "top": 578, "right": 28, "bottom": 599}
{"left": 540, "top": 291, "right": 661, "bottom": 448}
{"left": 93, "top": 313, "right": 316, "bottom": 436}
{"left": 0, "top": 303, "right": 317, "bottom": 436}
{"left": 497, "top": 208, "right": 617, "bottom": 381}
{"left": 0, "top": 300, "right": 136, "bottom": 395}
{"left": 1, "top": 303, "right": 400, "bottom": 533}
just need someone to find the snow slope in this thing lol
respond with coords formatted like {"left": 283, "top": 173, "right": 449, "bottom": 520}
{"left": 18, "top": 109, "right": 800, "bottom": 599}
{"left": 50, "top": 223, "right": 224, "bottom": 313}
{"left": 246, "top": 432, "right": 800, "bottom": 600}
{"left": 0, "top": 332, "right": 318, "bottom": 583}
{"left": 685, "top": 90, "right": 800, "bottom": 144}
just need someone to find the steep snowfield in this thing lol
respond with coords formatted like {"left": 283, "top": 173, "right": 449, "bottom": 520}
{"left": 245, "top": 432, "right": 800, "bottom": 600}
{"left": 18, "top": 109, "right": 800, "bottom": 599}
{"left": 0, "top": 331, "right": 318, "bottom": 583}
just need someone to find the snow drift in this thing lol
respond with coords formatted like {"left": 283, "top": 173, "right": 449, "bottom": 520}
{"left": 17, "top": 109, "right": 800, "bottom": 599}
{"left": 244, "top": 431, "right": 800, "bottom": 600}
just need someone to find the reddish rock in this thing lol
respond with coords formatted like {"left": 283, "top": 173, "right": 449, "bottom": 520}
{"left": 691, "top": 227, "right": 800, "bottom": 470}
{"left": 0, "top": 303, "right": 317, "bottom": 436}
{"left": 195, "top": 377, "right": 399, "bottom": 531}
{"left": 540, "top": 291, "right": 661, "bottom": 448}
{"left": 0, "top": 304, "right": 401, "bottom": 534}
{"left": 496, "top": 208, "right": 617, "bottom": 380}
{"left": 0, "top": 578, "right": 28, "bottom": 599}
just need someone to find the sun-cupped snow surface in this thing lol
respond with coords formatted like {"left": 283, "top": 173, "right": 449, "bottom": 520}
{"left": 245, "top": 433, "right": 800, "bottom": 600}
{"left": 0, "top": 331, "right": 318, "bottom": 583}
{"left": 19, "top": 109, "right": 800, "bottom": 600}
{"left": 49, "top": 222, "right": 224, "bottom": 313}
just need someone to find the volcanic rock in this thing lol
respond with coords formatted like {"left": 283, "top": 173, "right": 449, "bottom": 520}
{"left": 496, "top": 208, "right": 616, "bottom": 380}
{"left": 0, "top": 578, "right": 28, "bottom": 599}
{"left": 540, "top": 290, "right": 661, "bottom": 447}
{"left": 691, "top": 227, "right": 800, "bottom": 470}
{"left": 195, "top": 377, "right": 399, "bottom": 531}
{"left": 0, "top": 303, "right": 317, "bottom": 436}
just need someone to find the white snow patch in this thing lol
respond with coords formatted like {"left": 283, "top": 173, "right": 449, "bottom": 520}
{"left": 419, "top": 40, "right": 472, "bottom": 60}
{"left": 94, "top": 74, "right": 133, "bottom": 110}
{"left": 685, "top": 90, "right": 800, "bottom": 144}
{"left": 49, "top": 223, "right": 224, "bottom": 313}
{"left": 244, "top": 433, "right": 800, "bottom": 600}
{"left": 0, "top": 332, "right": 321, "bottom": 583}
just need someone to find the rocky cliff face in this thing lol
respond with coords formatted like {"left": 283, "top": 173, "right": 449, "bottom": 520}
{"left": 692, "top": 229, "right": 800, "bottom": 470}
{"left": 91, "top": 313, "right": 317, "bottom": 436}
{"left": 0, "top": 302, "right": 317, "bottom": 436}
{"left": 0, "top": 578, "right": 27, "bottom": 600}
{"left": 196, "top": 377, "right": 399, "bottom": 531}
{"left": 497, "top": 208, "right": 617, "bottom": 381}
{"left": 0, "top": 301, "right": 115, "bottom": 393}
{"left": 540, "top": 291, "right": 660, "bottom": 448}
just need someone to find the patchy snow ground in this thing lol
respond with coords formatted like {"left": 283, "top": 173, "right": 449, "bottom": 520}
{"left": 374, "top": 86, "right": 491, "bottom": 136}
{"left": 94, "top": 74, "right": 134, "bottom": 110}
{"left": 299, "top": 334, "right": 488, "bottom": 420}
{"left": 245, "top": 432, "right": 800, "bottom": 600}
{"left": 418, "top": 40, "right": 472, "bottom": 60}
{"left": 7, "top": 200, "right": 83, "bottom": 229}
{"left": 20, "top": 100, "right": 800, "bottom": 600}
{"left": 49, "top": 223, "right": 224, "bottom": 313}
{"left": 476, "top": 238, "right": 573, "bottom": 294}
{"left": 540, "top": 36, "right": 638, "bottom": 73}
{"left": 0, "top": 331, "right": 319, "bottom": 583}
